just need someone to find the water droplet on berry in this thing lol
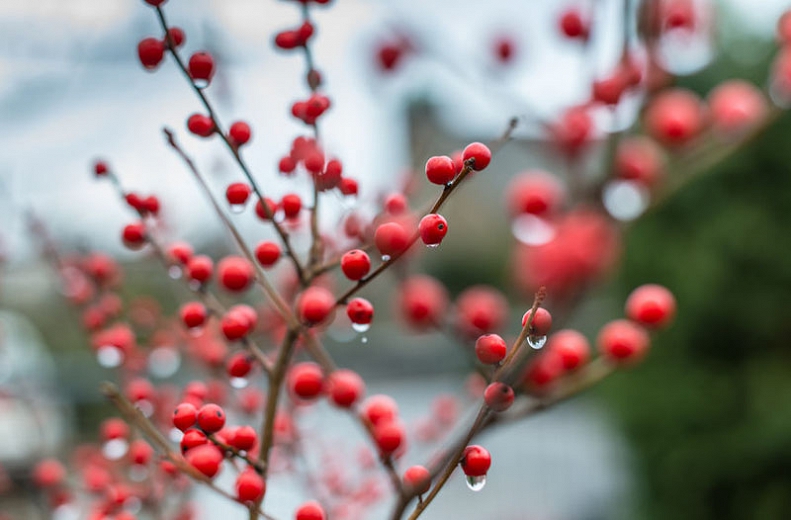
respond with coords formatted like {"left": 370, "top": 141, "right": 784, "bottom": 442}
{"left": 511, "top": 214, "right": 555, "bottom": 246}
{"left": 102, "top": 439, "right": 129, "bottom": 460}
{"left": 229, "top": 203, "right": 246, "bottom": 214}
{"left": 193, "top": 78, "right": 210, "bottom": 89}
{"left": 527, "top": 335, "right": 547, "bottom": 350}
{"left": 381, "top": 255, "right": 391, "bottom": 262}
{"left": 168, "top": 265, "right": 183, "bottom": 279}
{"left": 230, "top": 377, "right": 249, "bottom": 389}
{"left": 135, "top": 399, "right": 155, "bottom": 418}
{"left": 148, "top": 346, "right": 181, "bottom": 378}
{"left": 361, "top": 336, "right": 368, "bottom": 344}
{"left": 352, "top": 322, "right": 370, "bottom": 333}
{"left": 602, "top": 180, "right": 648, "bottom": 221}
{"left": 129, "top": 465, "right": 149, "bottom": 482}
{"left": 97, "top": 345, "right": 124, "bottom": 368}
{"left": 465, "top": 474, "right": 486, "bottom": 491}
{"left": 169, "top": 428, "right": 184, "bottom": 442}
{"left": 188, "top": 280, "right": 203, "bottom": 291}
{"left": 52, "top": 504, "right": 80, "bottom": 520}
{"left": 274, "top": 209, "right": 286, "bottom": 223}
{"left": 425, "top": 243, "right": 440, "bottom": 249}
{"left": 124, "top": 496, "right": 143, "bottom": 514}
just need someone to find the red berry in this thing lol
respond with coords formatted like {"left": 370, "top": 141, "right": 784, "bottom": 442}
{"left": 32, "top": 459, "right": 66, "bottom": 488}
{"left": 229, "top": 121, "right": 252, "bottom": 146}
{"left": 361, "top": 394, "right": 398, "bottom": 426}
{"left": 181, "top": 429, "right": 208, "bottom": 452}
{"left": 521, "top": 308, "right": 553, "bottom": 336}
{"left": 236, "top": 469, "right": 265, "bottom": 503}
{"left": 296, "top": 286, "right": 335, "bottom": 326}
{"left": 384, "top": 193, "right": 408, "bottom": 215}
{"left": 226, "top": 183, "right": 251, "bottom": 206}
{"left": 462, "top": 142, "right": 492, "bottom": 171}
{"left": 101, "top": 418, "right": 129, "bottom": 441}
{"left": 644, "top": 89, "right": 704, "bottom": 146}
{"left": 217, "top": 256, "right": 254, "bottom": 292}
{"left": 255, "top": 197, "right": 277, "bottom": 220}
{"left": 340, "top": 249, "right": 371, "bottom": 281}
{"left": 455, "top": 286, "right": 508, "bottom": 338}
{"left": 551, "top": 106, "right": 593, "bottom": 156}
{"left": 129, "top": 439, "right": 154, "bottom": 465}
{"left": 180, "top": 302, "right": 207, "bottom": 329}
{"left": 403, "top": 465, "right": 431, "bottom": 495}
{"left": 93, "top": 160, "right": 109, "bottom": 177}
{"left": 374, "top": 221, "right": 410, "bottom": 257}
{"left": 625, "top": 284, "right": 676, "bottom": 329}
{"left": 424, "top": 155, "right": 456, "bottom": 185}
{"left": 220, "top": 305, "right": 257, "bottom": 340}
{"left": 398, "top": 275, "right": 448, "bottom": 330}
{"left": 275, "top": 30, "right": 300, "bottom": 50}
{"left": 493, "top": 36, "right": 516, "bottom": 64}
{"left": 188, "top": 52, "right": 215, "bottom": 86}
{"left": 254, "top": 241, "right": 281, "bottom": 268}
{"left": 418, "top": 213, "right": 448, "bottom": 246}
{"left": 185, "top": 444, "right": 224, "bottom": 478}
{"left": 507, "top": 170, "right": 565, "bottom": 217}
{"left": 346, "top": 297, "right": 374, "bottom": 325}
{"left": 597, "top": 319, "right": 650, "bottom": 362}
{"left": 288, "top": 362, "right": 324, "bottom": 400}
{"left": 122, "top": 222, "right": 146, "bottom": 249}
{"left": 281, "top": 193, "right": 302, "bottom": 219}
{"left": 227, "top": 352, "right": 253, "bottom": 378}
{"left": 279, "top": 156, "right": 297, "bottom": 175}
{"left": 559, "top": 8, "right": 590, "bottom": 39}
{"left": 615, "top": 137, "right": 664, "bottom": 187}
{"left": 229, "top": 425, "right": 257, "bottom": 451}
{"left": 460, "top": 445, "right": 491, "bottom": 477}
{"left": 137, "top": 37, "right": 165, "bottom": 70}
{"left": 484, "top": 382, "right": 515, "bottom": 412}
{"left": 168, "top": 242, "right": 194, "bottom": 265}
{"left": 197, "top": 403, "right": 226, "bottom": 434}
{"left": 144, "top": 0, "right": 167, "bottom": 6}
{"left": 547, "top": 329, "right": 590, "bottom": 371}
{"left": 167, "top": 27, "right": 185, "bottom": 47}
{"left": 707, "top": 80, "right": 767, "bottom": 136}
{"left": 524, "top": 349, "right": 564, "bottom": 389}
{"left": 186, "top": 255, "right": 214, "bottom": 284}
{"left": 592, "top": 68, "right": 630, "bottom": 106}
{"left": 373, "top": 420, "right": 404, "bottom": 455}
{"left": 187, "top": 113, "right": 215, "bottom": 137}
{"left": 339, "top": 177, "right": 359, "bottom": 196}
{"left": 173, "top": 403, "right": 198, "bottom": 431}
{"left": 475, "top": 334, "right": 507, "bottom": 365}
{"left": 327, "top": 369, "right": 365, "bottom": 408}
{"left": 295, "top": 501, "right": 325, "bottom": 520}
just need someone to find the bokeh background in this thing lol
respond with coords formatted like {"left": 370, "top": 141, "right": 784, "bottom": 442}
{"left": 1, "top": 0, "right": 791, "bottom": 519}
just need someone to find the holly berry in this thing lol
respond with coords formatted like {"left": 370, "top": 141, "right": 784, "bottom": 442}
{"left": 229, "top": 425, "right": 257, "bottom": 451}
{"left": 559, "top": 8, "right": 590, "bottom": 40}
{"left": 279, "top": 156, "right": 297, "bottom": 175}
{"left": 187, "top": 113, "right": 215, "bottom": 137}
{"left": 361, "top": 394, "right": 399, "bottom": 426}
{"left": 346, "top": 297, "right": 374, "bottom": 327}
{"left": 94, "top": 160, "right": 109, "bottom": 177}
{"left": 144, "top": 0, "right": 167, "bottom": 6}
{"left": 197, "top": 403, "right": 226, "bottom": 434}
{"left": 419, "top": 214, "right": 448, "bottom": 246}
{"left": 296, "top": 286, "right": 335, "bottom": 326}
{"left": 181, "top": 429, "right": 208, "bottom": 452}
{"left": 475, "top": 334, "right": 507, "bottom": 365}
{"left": 180, "top": 302, "right": 207, "bottom": 329}
{"left": 186, "top": 255, "right": 214, "bottom": 285}
{"left": 137, "top": 37, "right": 165, "bottom": 70}
{"left": 185, "top": 444, "right": 224, "bottom": 478}
{"left": 236, "top": 469, "right": 265, "bottom": 503}
{"left": 644, "top": 89, "right": 704, "bottom": 147}
{"left": 547, "top": 329, "right": 590, "bottom": 371}
{"left": 217, "top": 256, "right": 254, "bottom": 292}
{"left": 288, "top": 362, "right": 324, "bottom": 400}
{"left": 398, "top": 275, "right": 448, "bottom": 330}
{"left": 122, "top": 222, "right": 146, "bottom": 249}
{"left": 227, "top": 352, "right": 253, "bottom": 379}
{"left": 615, "top": 137, "right": 664, "bottom": 187}
{"left": 521, "top": 308, "right": 553, "bottom": 336}
{"left": 597, "top": 319, "right": 650, "bottom": 362}
{"left": 484, "top": 382, "right": 515, "bottom": 412}
{"left": 424, "top": 155, "right": 456, "bottom": 185}
{"left": 707, "top": 80, "right": 767, "bottom": 136}
{"left": 339, "top": 177, "right": 359, "bottom": 196}
{"left": 167, "top": 27, "right": 185, "bottom": 47}
{"left": 281, "top": 193, "right": 302, "bottom": 219}
{"left": 455, "top": 286, "right": 508, "bottom": 338}
{"left": 507, "top": 170, "right": 565, "bottom": 217}
{"left": 226, "top": 183, "right": 251, "bottom": 206}
{"left": 625, "top": 284, "right": 676, "bottom": 329}
{"left": 462, "top": 142, "right": 492, "bottom": 171}
{"left": 403, "top": 465, "right": 431, "bottom": 495}
{"left": 374, "top": 221, "right": 410, "bottom": 257}
{"left": 220, "top": 305, "right": 257, "bottom": 340}
{"left": 173, "top": 403, "right": 198, "bottom": 431}
{"left": 229, "top": 121, "right": 252, "bottom": 146}
{"left": 255, "top": 197, "right": 278, "bottom": 221}
{"left": 460, "top": 445, "right": 491, "bottom": 477}
{"left": 326, "top": 369, "right": 365, "bottom": 408}
{"left": 101, "top": 418, "right": 129, "bottom": 441}
{"left": 295, "top": 501, "right": 325, "bottom": 520}
{"left": 524, "top": 350, "right": 564, "bottom": 389}
{"left": 254, "top": 241, "right": 281, "bottom": 268}
{"left": 32, "top": 459, "right": 66, "bottom": 488}
{"left": 188, "top": 52, "right": 215, "bottom": 86}
{"left": 341, "top": 249, "right": 371, "bottom": 280}
{"left": 168, "top": 242, "right": 194, "bottom": 265}
{"left": 373, "top": 420, "right": 405, "bottom": 455}
{"left": 129, "top": 439, "right": 154, "bottom": 465}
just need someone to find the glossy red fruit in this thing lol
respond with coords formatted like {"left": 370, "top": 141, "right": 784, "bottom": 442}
{"left": 255, "top": 197, "right": 277, "bottom": 221}
{"left": 644, "top": 89, "right": 704, "bottom": 147}
{"left": 180, "top": 302, "right": 207, "bottom": 329}
{"left": 167, "top": 27, "right": 185, "bottom": 47}
{"left": 217, "top": 256, "right": 254, "bottom": 292}
{"left": 707, "top": 80, "right": 767, "bottom": 136}
{"left": 373, "top": 420, "right": 404, "bottom": 455}
{"left": 361, "top": 394, "right": 399, "bottom": 426}
{"left": 339, "top": 177, "right": 359, "bottom": 196}
{"left": 186, "top": 255, "right": 214, "bottom": 284}
{"left": 288, "top": 362, "right": 324, "bottom": 400}
{"left": 281, "top": 193, "right": 302, "bottom": 219}
{"left": 297, "top": 286, "right": 335, "bottom": 326}
{"left": 455, "top": 286, "right": 508, "bottom": 338}
{"left": 93, "top": 160, "right": 109, "bottom": 176}
{"left": 597, "top": 319, "right": 650, "bottom": 362}
{"left": 551, "top": 105, "right": 593, "bottom": 156}
{"left": 475, "top": 334, "right": 507, "bottom": 365}
{"left": 384, "top": 192, "right": 408, "bottom": 215}
{"left": 462, "top": 142, "right": 492, "bottom": 171}
{"left": 229, "top": 121, "right": 252, "bottom": 146}
{"left": 327, "top": 369, "right": 365, "bottom": 408}
{"left": 129, "top": 439, "right": 154, "bottom": 465}
{"left": 346, "top": 298, "right": 374, "bottom": 326}
{"left": 424, "top": 155, "right": 456, "bottom": 185}
{"left": 185, "top": 444, "right": 224, "bottom": 478}
{"left": 484, "top": 382, "right": 515, "bottom": 412}
{"left": 225, "top": 183, "right": 251, "bottom": 206}
{"left": 137, "top": 37, "right": 165, "bottom": 70}
{"left": 615, "top": 137, "right": 665, "bottom": 187}
{"left": 229, "top": 425, "right": 257, "bottom": 451}
{"left": 122, "top": 222, "right": 146, "bottom": 249}
{"left": 547, "top": 329, "right": 590, "bottom": 371}
{"left": 173, "top": 403, "right": 198, "bottom": 431}
{"left": 524, "top": 349, "right": 564, "bottom": 389}
{"left": 507, "top": 170, "right": 565, "bottom": 216}
{"left": 197, "top": 403, "right": 226, "bottom": 434}
{"left": 340, "top": 249, "right": 371, "bottom": 281}
{"left": 521, "top": 308, "right": 553, "bottom": 336}
{"left": 295, "top": 501, "right": 325, "bottom": 520}
{"left": 144, "top": 0, "right": 168, "bottom": 6}
{"left": 419, "top": 214, "right": 448, "bottom": 246}
{"left": 220, "top": 305, "right": 257, "bottom": 340}
{"left": 625, "top": 284, "right": 676, "bottom": 329}
{"left": 403, "top": 465, "right": 431, "bottom": 495}
{"left": 188, "top": 52, "right": 215, "bottom": 85}
{"left": 493, "top": 36, "right": 516, "bottom": 64}
{"left": 559, "top": 8, "right": 590, "bottom": 40}
{"left": 168, "top": 241, "right": 194, "bottom": 265}
{"left": 32, "top": 459, "right": 66, "bottom": 488}
{"left": 187, "top": 113, "right": 215, "bottom": 137}
{"left": 398, "top": 275, "right": 448, "bottom": 329}
{"left": 236, "top": 469, "right": 265, "bottom": 503}
{"left": 227, "top": 352, "right": 253, "bottom": 378}
{"left": 101, "top": 418, "right": 129, "bottom": 441}
{"left": 181, "top": 429, "right": 208, "bottom": 452}
{"left": 460, "top": 445, "right": 491, "bottom": 477}
{"left": 374, "top": 221, "right": 410, "bottom": 257}
{"left": 254, "top": 241, "right": 281, "bottom": 268}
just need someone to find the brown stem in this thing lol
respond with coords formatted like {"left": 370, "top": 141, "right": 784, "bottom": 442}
{"left": 207, "top": 434, "right": 265, "bottom": 474}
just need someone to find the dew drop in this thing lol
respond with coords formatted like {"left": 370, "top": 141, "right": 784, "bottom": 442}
{"left": 124, "top": 496, "right": 143, "bottom": 514}
{"left": 602, "top": 180, "right": 649, "bottom": 222}
{"left": 527, "top": 335, "right": 547, "bottom": 350}
{"left": 52, "top": 504, "right": 80, "bottom": 520}
{"left": 511, "top": 214, "right": 555, "bottom": 246}
{"left": 193, "top": 78, "right": 210, "bottom": 89}
{"left": 229, "top": 203, "right": 246, "bottom": 214}
{"left": 465, "top": 474, "right": 486, "bottom": 492}
{"left": 169, "top": 428, "right": 184, "bottom": 442}
{"left": 425, "top": 243, "right": 440, "bottom": 249}
{"left": 168, "top": 265, "right": 183, "bottom": 280}
{"left": 135, "top": 399, "right": 155, "bottom": 418}
{"left": 103, "top": 439, "right": 129, "bottom": 460}
{"left": 230, "top": 377, "right": 249, "bottom": 389}
{"left": 352, "top": 322, "right": 370, "bottom": 333}
{"left": 97, "top": 346, "right": 124, "bottom": 368}
{"left": 148, "top": 347, "right": 181, "bottom": 378}
{"left": 188, "top": 280, "right": 202, "bottom": 291}
{"left": 381, "top": 255, "right": 391, "bottom": 262}
{"left": 129, "top": 465, "right": 149, "bottom": 482}
{"left": 361, "top": 336, "right": 368, "bottom": 344}
{"left": 274, "top": 209, "right": 286, "bottom": 223}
